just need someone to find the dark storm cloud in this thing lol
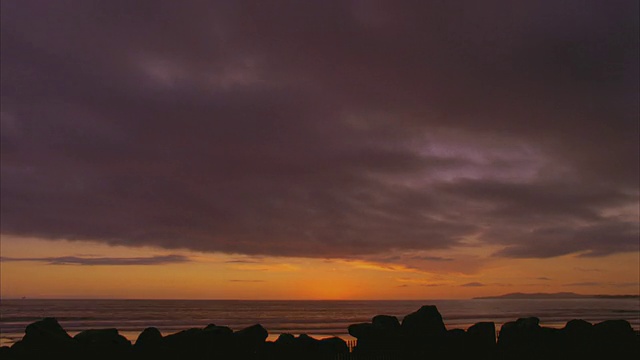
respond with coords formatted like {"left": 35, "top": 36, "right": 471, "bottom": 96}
{"left": 0, "top": 255, "right": 189, "bottom": 266}
{"left": 1, "top": 1, "right": 638, "bottom": 259}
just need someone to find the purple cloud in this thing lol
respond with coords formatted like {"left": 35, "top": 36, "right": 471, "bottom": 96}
{"left": 0, "top": 255, "right": 189, "bottom": 266}
{"left": 1, "top": 1, "right": 637, "bottom": 261}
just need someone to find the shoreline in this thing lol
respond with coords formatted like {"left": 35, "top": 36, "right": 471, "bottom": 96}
{"left": 5, "top": 320, "right": 640, "bottom": 348}
{"left": 2, "top": 305, "right": 639, "bottom": 359}
{"left": 2, "top": 297, "right": 638, "bottom": 348}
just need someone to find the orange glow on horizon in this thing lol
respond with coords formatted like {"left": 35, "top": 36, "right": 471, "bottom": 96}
{"left": 1, "top": 236, "right": 638, "bottom": 300}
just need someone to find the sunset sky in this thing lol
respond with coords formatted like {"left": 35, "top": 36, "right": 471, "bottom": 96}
{"left": 1, "top": 1, "right": 638, "bottom": 300}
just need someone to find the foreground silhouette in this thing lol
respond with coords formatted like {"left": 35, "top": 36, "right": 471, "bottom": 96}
{"left": 1, "top": 305, "right": 638, "bottom": 359}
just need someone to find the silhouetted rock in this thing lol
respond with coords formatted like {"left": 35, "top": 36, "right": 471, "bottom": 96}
{"left": 23, "top": 317, "right": 74, "bottom": 345}
{"left": 318, "top": 336, "right": 348, "bottom": 354}
{"left": 134, "top": 326, "right": 163, "bottom": 348}
{"left": 74, "top": 328, "right": 132, "bottom": 359}
{"left": 347, "top": 322, "right": 375, "bottom": 339}
{"left": 499, "top": 317, "right": 540, "bottom": 341}
{"left": 204, "top": 323, "right": 234, "bottom": 337}
{"left": 443, "top": 328, "right": 470, "bottom": 358}
{"left": 133, "top": 326, "right": 163, "bottom": 358}
{"left": 559, "top": 319, "right": 640, "bottom": 359}
{"left": 401, "top": 305, "right": 447, "bottom": 338}
{"left": 162, "top": 325, "right": 234, "bottom": 359}
{"left": 74, "top": 328, "right": 131, "bottom": 348}
{"left": 372, "top": 314, "right": 400, "bottom": 331}
{"left": 564, "top": 319, "right": 592, "bottom": 333}
{"left": 233, "top": 324, "right": 268, "bottom": 358}
{"left": 499, "top": 317, "right": 572, "bottom": 359}
{"left": 467, "top": 322, "right": 496, "bottom": 359}
{"left": 592, "top": 319, "right": 638, "bottom": 357}
{"left": 275, "top": 333, "right": 296, "bottom": 346}
{"left": 265, "top": 333, "right": 304, "bottom": 360}
{"left": 448, "top": 328, "right": 466, "bottom": 336}
{"left": 7, "top": 309, "right": 639, "bottom": 360}
{"left": 11, "top": 317, "right": 79, "bottom": 359}
{"left": 295, "top": 333, "right": 320, "bottom": 352}
{"left": 517, "top": 316, "right": 540, "bottom": 329}
{"left": 349, "top": 320, "right": 396, "bottom": 354}
{"left": 593, "top": 319, "right": 634, "bottom": 337}
{"left": 468, "top": 321, "right": 496, "bottom": 347}
{"left": 0, "top": 346, "right": 15, "bottom": 360}
{"left": 234, "top": 324, "right": 268, "bottom": 346}
{"left": 561, "top": 319, "right": 593, "bottom": 356}
{"left": 498, "top": 317, "right": 541, "bottom": 359}
{"left": 263, "top": 333, "right": 347, "bottom": 360}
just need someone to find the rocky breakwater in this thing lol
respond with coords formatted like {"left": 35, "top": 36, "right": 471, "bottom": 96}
{"left": 0, "top": 317, "right": 348, "bottom": 360}
{"left": 348, "top": 305, "right": 639, "bottom": 359}
{"left": 1, "top": 305, "right": 638, "bottom": 360}
{"left": 349, "top": 305, "right": 498, "bottom": 359}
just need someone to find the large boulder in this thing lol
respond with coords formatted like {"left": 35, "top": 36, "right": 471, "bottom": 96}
{"left": 498, "top": 317, "right": 540, "bottom": 345}
{"left": 274, "top": 333, "right": 296, "bottom": 346}
{"left": 133, "top": 326, "right": 163, "bottom": 358}
{"left": 11, "top": 318, "right": 78, "bottom": 358}
{"left": 561, "top": 319, "right": 593, "bottom": 354}
{"left": 468, "top": 321, "right": 496, "bottom": 359}
{"left": 498, "top": 317, "right": 563, "bottom": 359}
{"left": 23, "top": 317, "right": 74, "bottom": 345}
{"left": 348, "top": 322, "right": 375, "bottom": 340}
{"left": 467, "top": 321, "right": 496, "bottom": 348}
{"left": 233, "top": 324, "right": 268, "bottom": 346}
{"left": 401, "top": 305, "right": 447, "bottom": 338}
{"left": 74, "top": 328, "right": 131, "bottom": 348}
{"left": 498, "top": 317, "right": 540, "bottom": 341}
{"left": 372, "top": 315, "right": 400, "bottom": 331}
{"left": 204, "top": 323, "right": 234, "bottom": 336}
{"left": 0, "top": 346, "right": 15, "bottom": 360}
{"left": 74, "top": 328, "right": 132, "bottom": 359}
{"left": 563, "top": 319, "right": 592, "bottom": 335}
{"left": 163, "top": 325, "right": 233, "bottom": 358}
{"left": 134, "top": 327, "right": 163, "bottom": 348}
{"left": 318, "top": 336, "right": 349, "bottom": 356}
{"left": 591, "top": 320, "right": 638, "bottom": 357}
{"left": 265, "top": 334, "right": 348, "bottom": 360}
{"left": 349, "top": 321, "right": 399, "bottom": 353}
{"left": 443, "top": 328, "right": 470, "bottom": 358}
{"left": 267, "top": 333, "right": 314, "bottom": 359}
{"left": 593, "top": 319, "right": 634, "bottom": 338}
{"left": 233, "top": 324, "right": 268, "bottom": 358}
{"left": 295, "top": 333, "right": 320, "bottom": 352}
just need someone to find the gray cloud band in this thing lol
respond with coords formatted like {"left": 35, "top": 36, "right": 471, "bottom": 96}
{"left": 0, "top": 255, "right": 190, "bottom": 266}
{"left": 1, "top": 1, "right": 638, "bottom": 260}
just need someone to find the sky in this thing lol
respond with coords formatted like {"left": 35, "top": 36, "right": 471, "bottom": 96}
{"left": 1, "top": 0, "right": 638, "bottom": 300}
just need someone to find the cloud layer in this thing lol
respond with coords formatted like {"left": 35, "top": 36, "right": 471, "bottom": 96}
{"left": 1, "top": 1, "right": 638, "bottom": 260}
{"left": 0, "top": 255, "right": 189, "bottom": 266}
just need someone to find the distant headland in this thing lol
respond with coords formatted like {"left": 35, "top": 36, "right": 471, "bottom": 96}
{"left": 474, "top": 292, "right": 640, "bottom": 300}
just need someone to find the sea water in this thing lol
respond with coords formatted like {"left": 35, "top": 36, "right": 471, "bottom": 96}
{"left": 1, "top": 299, "right": 638, "bottom": 347}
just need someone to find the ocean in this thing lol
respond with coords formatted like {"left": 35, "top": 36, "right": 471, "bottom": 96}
{"left": 1, "top": 299, "right": 638, "bottom": 347}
